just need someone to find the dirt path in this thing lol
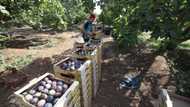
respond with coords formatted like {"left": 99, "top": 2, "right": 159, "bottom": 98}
{"left": 93, "top": 40, "right": 158, "bottom": 107}
{"left": 1, "top": 31, "right": 80, "bottom": 59}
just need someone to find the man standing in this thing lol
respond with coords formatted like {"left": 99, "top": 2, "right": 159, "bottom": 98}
{"left": 81, "top": 13, "right": 96, "bottom": 42}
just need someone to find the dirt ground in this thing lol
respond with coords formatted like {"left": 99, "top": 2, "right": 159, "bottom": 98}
{"left": 92, "top": 40, "right": 157, "bottom": 107}
{"left": 0, "top": 27, "right": 81, "bottom": 107}
{"left": 92, "top": 37, "right": 177, "bottom": 107}
{"left": 0, "top": 30, "right": 173, "bottom": 107}
{"left": 1, "top": 28, "right": 80, "bottom": 59}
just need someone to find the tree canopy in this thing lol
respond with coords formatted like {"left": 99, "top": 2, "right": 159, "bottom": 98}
{"left": 0, "top": 0, "right": 91, "bottom": 30}
{"left": 101, "top": 0, "right": 190, "bottom": 49}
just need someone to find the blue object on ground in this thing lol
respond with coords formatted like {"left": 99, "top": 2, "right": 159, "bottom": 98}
{"left": 119, "top": 76, "right": 140, "bottom": 89}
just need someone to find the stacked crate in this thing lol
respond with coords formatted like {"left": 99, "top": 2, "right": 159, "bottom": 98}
{"left": 97, "top": 41, "right": 102, "bottom": 89}
{"left": 88, "top": 39, "right": 102, "bottom": 97}
{"left": 10, "top": 73, "right": 81, "bottom": 107}
{"left": 53, "top": 57, "right": 92, "bottom": 107}
{"left": 72, "top": 45, "right": 99, "bottom": 97}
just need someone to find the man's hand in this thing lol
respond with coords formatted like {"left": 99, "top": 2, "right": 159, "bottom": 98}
{"left": 92, "top": 32, "right": 96, "bottom": 36}
{"left": 86, "top": 32, "right": 96, "bottom": 36}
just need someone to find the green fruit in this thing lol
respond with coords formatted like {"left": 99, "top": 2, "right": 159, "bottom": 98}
{"left": 49, "top": 89, "right": 56, "bottom": 96}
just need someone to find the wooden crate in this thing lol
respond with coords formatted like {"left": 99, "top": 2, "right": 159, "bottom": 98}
{"left": 90, "top": 41, "right": 102, "bottom": 97}
{"left": 10, "top": 73, "right": 81, "bottom": 107}
{"left": 72, "top": 48, "right": 96, "bottom": 60}
{"left": 72, "top": 46, "right": 100, "bottom": 98}
{"left": 53, "top": 57, "right": 92, "bottom": 107}
{"left": 97, "top": 42, "right": 102, "bottom": 84}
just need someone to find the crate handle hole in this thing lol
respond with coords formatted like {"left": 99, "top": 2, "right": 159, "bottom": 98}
{"left": 60, "top": 73, "right": 75, "bottom": 79}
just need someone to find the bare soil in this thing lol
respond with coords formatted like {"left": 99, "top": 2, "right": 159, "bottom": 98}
{"left": 0, "top": 28, "right": 80, "bottom": 107}
{"left": 93, "top": 38, "right": 175, "bottom": 107}
{"left": 0, "top": 29, "right": 174, "bottom": 107}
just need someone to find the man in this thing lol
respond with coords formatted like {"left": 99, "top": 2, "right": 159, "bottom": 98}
{"left": 81, "top": 13, "right": 96, "bottom": 42}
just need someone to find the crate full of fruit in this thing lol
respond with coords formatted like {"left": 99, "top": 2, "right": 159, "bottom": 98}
{"left": 9, "top": 73, "right": 81, "bottom": 107}
{"left": 73, "top": 46, "right": 97, "bottom": 59}
{"left": 53, "top": 57, "right": 92, "bottom": 107}
{"left": 86, "top": 41, "right": 102, "bottom": 97}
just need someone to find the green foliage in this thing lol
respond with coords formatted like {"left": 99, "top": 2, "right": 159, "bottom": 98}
{"left": 101, "top": 0, "right": 140, "bottom": 47}
{"left": 0, "top": 5, "right": 9, "bottom": 16}
{"left": 62, "top": 0, "right": 87, "bottom": 24}
{"left": 81, "top": 0, "right": 94, "bottom": 12}
{"left": 14, "top": 0, "right": 68, "bottom": 30}
{"left": 0, "top": 35, "right": 12, "bottom": 48}
{"left": 0, "top": 54, "right": 34, "bottom": 71}
{"left": 169, "top": 51, "right": 190, "bottom": 97}
{"left": 178, "top": 40, "right": 190, "bottom": 49}
{"left": 0, "top": 0, "right": 88, "bottom": 30}
{"left": 101, "top": 0, "right": 190, "bottom": 49}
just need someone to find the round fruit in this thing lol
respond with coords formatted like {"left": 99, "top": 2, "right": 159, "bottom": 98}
{"left": 44, "top": 103, "right": 53, "bottom": 107}
{"left": 22, "top": 92, "right": 28, "bottom": 96}
{"left": 29, "top": 89, "right": 36, "bottom": 95}
{"left": 45, "top": 84, "right": 51, "bottom": 89}
{"left": 44, "top": 77, "right": 49, "bottom": 82}
{"left": 37, "top": 99, "right": 46, "bottom": 107}
{"left": 34, "top": 92, "right": 42, "bottom": 97}
{"left": 41, "top": 93, "right": 48, "bottom": 99}
{"left": 49, "top": 89, "right": 56, "bottom": 96}
{"left": 47, "top": 80, "right": 52, "bottom": 84}
{"left": 52, "top": 81, "right": 57, "bottom": 85}
{"left": 56, "top": 85, "right": 63, "bottom": 92}
{"left": 52, "top": 84, "right": 57, "bottom": 90}
{"left": 25, "top": 94, "right": 33, "bottom": 102}
{"left": 61, "top": 63, "right": 68, "bottom": 70}
{"left": 57, "top": 81, "right": 63, "bottom": 86}
{"left": 63, "top": 84, "right": 68, "bottom": 89}
{"left": 41, "top": 81, "right": 46, "bottom": 86}
{"left": 43, "top": 88, "right": 49, "bottom": 94}
{"left": 30, "top": 97, "right": 39, "bottom": 104}
{"left": 46, "top": 95, "right": 54, "bottom": 102}
{"left": 38, "top": 86, "right": 44, "bottom": 92}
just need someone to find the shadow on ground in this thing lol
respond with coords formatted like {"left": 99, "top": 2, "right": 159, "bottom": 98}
{"left": 93, "top": 41, "right": 158, "bottom": 107}
{"left": 0, "top": 49, "right": 73, "bottom": 107}
{"left": 0, "top": 57, "right": 53, "bottom": 107}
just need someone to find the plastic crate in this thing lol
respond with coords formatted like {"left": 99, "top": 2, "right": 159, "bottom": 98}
{"left": 53, "top": 57, "right": 92, "bottom": 107}
{"left": 10, "top": 73, "right": 81, "bottom": 107}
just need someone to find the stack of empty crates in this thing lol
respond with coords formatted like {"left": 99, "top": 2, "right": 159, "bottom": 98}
{"left": 53, "top": 57, "right": 92, "bottom": 107}
{"left": 10, "top": 73, "right": 81, "bottom": 107}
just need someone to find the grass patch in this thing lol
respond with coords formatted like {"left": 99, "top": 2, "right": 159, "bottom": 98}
{"left": 137, "top": 32, "right": 163, "bottom": 50}
{"left": 0, "top": 54, "right": 34, "bottom": 71}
